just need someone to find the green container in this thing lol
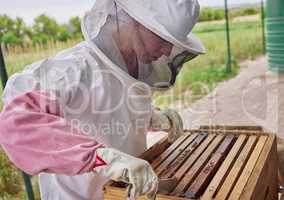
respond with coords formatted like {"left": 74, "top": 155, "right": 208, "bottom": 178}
{"left": 268, "top": 56, "right": 284, "bottom": 64}
{"left": 266, "top": 35, "right": 284, "bottom": 44}
{"left": 266, "top": 22, "right": 284, "bottom": 31}
{"left": 266, "top": 0, "right": 284, "bottom": 73}
{"left": 266, "top": 47, "right": 284, "bottom": 55}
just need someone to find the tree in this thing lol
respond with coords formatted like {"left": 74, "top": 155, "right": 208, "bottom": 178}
{"left": 0, "top": 14, "right": 83, "bottom": 46}
{"left": 0, "top": 15, "right": 15, "bottom": 39}
{"left": 0, "top": 15, "right": 28, "bottom": 45}
{"left": 57, "top": 25, "right": 71, "bottom": 42}
{"left": 1, "top": 31, "right": 23, "bottom": 45}
{"left": 14, "top": 17, "right": 28, "bottom": 37}
{"left": 69, "top": 16, "right": 82, "bottom": 38}
{"left": 31, "top": 33, "right": 49, "bottom": 45}
{"left": 33, "top": 14, "right": 60, "bottom": 41}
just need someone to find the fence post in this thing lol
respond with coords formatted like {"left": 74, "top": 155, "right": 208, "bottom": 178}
{"left": 224, "top": 0, "right": 232, "bottom": 73}
{"left": 0, "top": 45, "right": 35, "bottom": 200}
{"left": 0, "top": 45, "right": 8, "bottom": 87}
{"left": 21, "top": 172, "right": 35, "bottom": 200}
{"left": 261, "top": 0, "right": 266, "bottom": 54}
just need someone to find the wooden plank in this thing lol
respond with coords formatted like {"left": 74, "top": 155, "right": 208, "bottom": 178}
{"left": 190, "top": 129, "right": 266, "bottom": 136}
{"left": 185, "top": 135, "right": 235, "bottom": 198}
{"left": 140, "top": 135, "right": 171, "bottom": 162}
{"left": 215, "top": 135, "right": 258, "bottom": 200}
{"left": 228, "top": 136, "right": 267, "bottom": 200}
{"left": 172, "top": 134, "right": 224, "bottom": 195}
{"left": 104, "top": 186, "right": 190, "bottom": 200}
{"left": 160, "top": 132, "right": 208, "bottom": 178}
{"left": 199, "top": 125, "right": 263, "bottom": 131}
{"left": 201, "top": 135, "right": 247, "bottom": 200}
{"left": 151, "top": 133, "right": 192, "bottom": 169}
{"left": 155, "top": 133, "right": 199, "bottom": 175}
{"left": 240, "top": 134, "right": 278, "bottom": 200}
{"left": 163, "top": 134, "right": 216, "bottom": 194}
{"left": 279, "top": 168, "right": 284, "bottom": 188}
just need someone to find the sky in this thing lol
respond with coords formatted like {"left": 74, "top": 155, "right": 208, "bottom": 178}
{"left": 0, "top": 0, "right": 262, "bottom": 25}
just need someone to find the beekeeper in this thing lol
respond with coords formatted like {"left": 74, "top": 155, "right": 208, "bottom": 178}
{"left": 0, "top": 0, "right": 205, "bottom": 199}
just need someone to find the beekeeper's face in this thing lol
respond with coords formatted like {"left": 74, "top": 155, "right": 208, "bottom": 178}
{"left": 133, "top": 23, "right": 173, "bottom": 64}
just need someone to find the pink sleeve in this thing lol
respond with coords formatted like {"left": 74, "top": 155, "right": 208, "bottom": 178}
{"left": 0, "top": 91, "right": 106, "bottom": 176}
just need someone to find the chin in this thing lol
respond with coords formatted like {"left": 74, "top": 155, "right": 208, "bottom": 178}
{"left": 139, "top": 56, "right": 152, "bottom": 64}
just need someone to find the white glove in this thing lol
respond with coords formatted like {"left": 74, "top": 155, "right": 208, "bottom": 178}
{"left": 150, "top": 109, "right": 184, "bottom": 143}
{"left": 95, "top": 148, "right": 158, "bottom": 200}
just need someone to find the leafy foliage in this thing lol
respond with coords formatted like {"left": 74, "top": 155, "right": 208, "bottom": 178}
{"left": 32, "top": 14, "right": 60, "bottom": 42}
{"left": 69, "top": 16, "right": 82, "bottom": 38}
{"left": 2, "top": 32, "right": 23, "bottom": 45}
{"left": 0, "top": 14, "right": 82, "bottom": 46}
{"left": 199, "top": 8, "right": 225, "bottom": 22}
{"left": 199, "top": 7, "right": 260, "bottom": 22}
{"left": 0, "top": 15, "right": 28, "bottom": 46}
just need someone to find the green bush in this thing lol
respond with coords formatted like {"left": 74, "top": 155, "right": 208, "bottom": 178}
{"left": 214, "top": 9, "right": 225, "bottom": 20}
{"left": 230, "top": 7, "right": 260, "bottom": 18}
{"left": 32, "top": 33, "right": 49, "bottom": 45}
{"left": 0, "top": 14, "right": 82, "bottom": 46}
{"left": 199, "top": 7, "right": 260, "bottom": 22}
{"left": 1, "top": 32, "right": 23, "bottom": 45}
{"left": 240, "top": 7, "right": 259, "bottom": 16}
{"left": 199, "top": 8, "right": 225, "bottom": 22}
{"left": 57, "top": 28, "right": 71, "bottom": 42}
{"left": 69, "top": 16, "right": 83, "bottom": 39}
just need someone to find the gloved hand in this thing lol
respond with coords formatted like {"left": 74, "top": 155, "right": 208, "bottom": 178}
{"left": 94, "top": 148, "right": 158, "bottom": 200}
{"left": 150, "top": 108, "right": 184, "bottom": 143}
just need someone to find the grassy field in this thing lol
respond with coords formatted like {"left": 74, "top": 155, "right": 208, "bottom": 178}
{"left": 0, "top": 18, "right": 263, "bottom": 199}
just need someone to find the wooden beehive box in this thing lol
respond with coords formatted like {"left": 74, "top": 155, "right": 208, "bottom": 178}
{"left": 103, "top": 126, "right": 278, "bottom": 200}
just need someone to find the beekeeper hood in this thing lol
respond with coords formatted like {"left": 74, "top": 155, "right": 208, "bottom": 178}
{"left": 81, "top": 0, "right": 205, "bottom": 90}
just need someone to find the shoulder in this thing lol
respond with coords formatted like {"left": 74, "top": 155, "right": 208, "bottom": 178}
{"left": 2, "top": 42, "right": 96, "bottom": 104}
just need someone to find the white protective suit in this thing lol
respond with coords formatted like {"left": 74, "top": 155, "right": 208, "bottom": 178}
{"left": 3, "top": 18, "right": 151, "bottom": 200}
{"left": 0, "top": 0, "right": 205, "bottom": 199}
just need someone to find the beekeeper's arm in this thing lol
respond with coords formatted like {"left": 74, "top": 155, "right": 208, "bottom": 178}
{"left": 0, "top": 90, "right": 157, "bottom": 199}
{"left": 0, "top": 63, "right": 157, "bottom": 200}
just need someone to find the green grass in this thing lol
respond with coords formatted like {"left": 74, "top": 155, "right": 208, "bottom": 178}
{"left": 0, "top": 19, "right": 263, "bottom": 199}
{"left": 0, "top": 149, "right": 22, "bottom": 199}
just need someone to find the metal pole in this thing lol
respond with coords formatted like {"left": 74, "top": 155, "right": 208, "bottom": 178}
{"left": 21, "top": 172, "right": 35, "bottom": 200}
{"left": 0, "top": 45, "right": 8, "bottom": 87}
{"left": 224, "top": 0, "right": 232, "bottom": 73}
{"left": 0, "top": 46, "right": 35, "bottom": 200}
{"left": 261, "top": 0, "right": 266, "bottom": 54}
